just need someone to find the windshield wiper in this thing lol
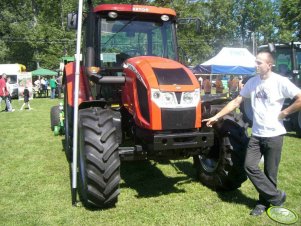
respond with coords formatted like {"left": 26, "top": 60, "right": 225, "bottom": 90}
{"left": 102, "top": 16, "right": 137, "bottom": 48}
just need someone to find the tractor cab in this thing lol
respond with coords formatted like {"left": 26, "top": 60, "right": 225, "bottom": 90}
{"left": 81, "top": 4, "right": 178, "bottom": 77}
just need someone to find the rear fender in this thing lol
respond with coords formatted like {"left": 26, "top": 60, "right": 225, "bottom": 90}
{"left": 64, "top": 62, "right": 93, "bottom": 107}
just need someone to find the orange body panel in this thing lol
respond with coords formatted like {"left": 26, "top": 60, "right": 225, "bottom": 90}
{"left": 122, "top": 56, "right": 201, "bottom": 130}
{"left": 64, "top": 62, "right": 93, "bottom": 107}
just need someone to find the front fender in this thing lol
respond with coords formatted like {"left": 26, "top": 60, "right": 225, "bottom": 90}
{"left": 64, "top": 62, "right": 93, "bottom": 107}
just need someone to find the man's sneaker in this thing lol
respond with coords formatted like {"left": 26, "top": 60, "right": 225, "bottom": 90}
{"left": 273, "top": 191, "right": 286, "bottom": 206}
{"left": 250, "top": 204, "right": 267, "bottom": 216}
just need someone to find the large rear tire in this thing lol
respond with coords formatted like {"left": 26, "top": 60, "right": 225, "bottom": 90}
{"left": 240, "top": 98, "right": 253, "bottom": 127}
{"left": 50, "top": 105, "right": 60, "bottom": 131}
{"left": 78, "top": 107, "right": 120, "bottom": 208}
{"left": 194, "top": 113, "right": 249, "bottom": 191}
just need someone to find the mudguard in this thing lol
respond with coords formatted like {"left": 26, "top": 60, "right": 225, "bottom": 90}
{"left": 64, "top": 62, "right": 93, "bottom": 107}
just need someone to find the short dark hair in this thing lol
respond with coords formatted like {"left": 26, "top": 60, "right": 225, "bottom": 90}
{"left": 257, "top": 51, "right": 274, "bottom": 65}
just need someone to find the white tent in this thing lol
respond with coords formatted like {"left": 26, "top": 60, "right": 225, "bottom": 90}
{"left": 193, "top": 47, "right": 256, "bottom": 75}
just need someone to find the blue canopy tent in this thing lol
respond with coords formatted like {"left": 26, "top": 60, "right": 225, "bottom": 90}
{"left": 193, "top": 47, "right": 256, "bottom": 75}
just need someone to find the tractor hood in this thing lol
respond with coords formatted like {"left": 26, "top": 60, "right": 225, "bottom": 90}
{"left": 122, "top": 56, "right": 201, "bottom": 130}
{"left": 123, "top": 56, "right": 200, "bottom": 92}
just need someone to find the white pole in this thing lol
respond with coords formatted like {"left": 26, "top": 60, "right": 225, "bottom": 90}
{"left": 72, "top": 0, "right": 83, "bottom": 206}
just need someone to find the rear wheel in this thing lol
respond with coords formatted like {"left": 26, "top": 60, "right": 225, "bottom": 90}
{"left": 240, "top": 98, "right": 253, "bottom": 127}
{"left": 50, "top": 105, "right": 60, "bottom": 131}
{"left": 78, "top": 107, "right": 120, "bottom": 208}
{"left": 194, "top": 113, "right": 249, "bottom": 191}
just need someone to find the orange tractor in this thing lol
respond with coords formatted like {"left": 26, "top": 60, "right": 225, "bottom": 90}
{"left": 55, "top": 2, "right": 249, "bottom": 208}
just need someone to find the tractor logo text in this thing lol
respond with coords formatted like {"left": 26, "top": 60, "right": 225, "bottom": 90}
{"left": 124, "top": 63, "right": 147, "bottom": 87}
{"left": 133, "top": 7, "right": 149, "bottom": 12}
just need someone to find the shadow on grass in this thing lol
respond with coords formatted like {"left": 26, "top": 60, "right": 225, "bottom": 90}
{"left": 120, "top": 160, "right": 196, "bottom": 198}
{"left": 217, "top": 189, "right": 256, "bottom": 209}
{"left": 171, "top": 160, "right": 257, "bottom": 209}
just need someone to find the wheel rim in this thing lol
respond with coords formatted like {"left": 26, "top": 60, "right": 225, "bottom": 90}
{"left": 199, "top": 155, "right": 218, "bottom": 173}
{"left": 54, "top": 126, "right": 60, "bottom": 136}
{"left": 199, "top": 134, "right": 221, "bottom": 173}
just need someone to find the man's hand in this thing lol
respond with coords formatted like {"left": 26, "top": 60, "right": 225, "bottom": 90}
{"left": 202, "top": 115, "right": 219, "bottom": 127}
{"left": 278, "top": 111, "right": 288, "bottom": 120}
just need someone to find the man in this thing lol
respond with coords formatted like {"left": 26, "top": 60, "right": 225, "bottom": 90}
{"left": 215, "top": 76, "right": 224, "bottom": 93}
{"left": 203, "top": 51, "right": 301, "bottom": 216}
{"left": 0, "top": 73, "right": 5, "bottom": 110}
{"left": 56, "top": 75, "right": 63, "bottom": 98}
{"left": 0, "top": 73, "right": 14, "bottom": 112}
{"left": 203, "top": 76, "right": 211, "bottom": 94}
{"left": 49, "top": 76, "right": 57, "bottom": 99}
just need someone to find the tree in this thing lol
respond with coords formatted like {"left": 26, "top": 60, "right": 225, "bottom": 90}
{"left": 0, "top": 0, "right": 77, "bottom": 70}
{"left": 279, "top": 0, "right": 301, "bottom": 40}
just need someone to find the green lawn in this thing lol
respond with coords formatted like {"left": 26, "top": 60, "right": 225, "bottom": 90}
{"left": 0, "top": 98, "right": 300, "bottom": 226}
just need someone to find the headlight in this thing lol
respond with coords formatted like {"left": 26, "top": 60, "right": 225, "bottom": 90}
{"left": 151, "top": 89, "right": 177, "bottom": 108}
{"left": 151, "top": 88, "right": 200, "bottom": 108}
{"left": 181, "top": 89, "right": 200, "bottom": 107}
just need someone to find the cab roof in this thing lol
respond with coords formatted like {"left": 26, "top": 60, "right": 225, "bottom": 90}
{"left": 94, "top": 4, "right": 176, "bottom": 17}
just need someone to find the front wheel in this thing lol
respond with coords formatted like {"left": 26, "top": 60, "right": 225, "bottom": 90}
{"left": 194, "top": 113, "right": 249, "bottom": 191}
{"left": 78, "top": 107, "right": 120, "bottom": 208}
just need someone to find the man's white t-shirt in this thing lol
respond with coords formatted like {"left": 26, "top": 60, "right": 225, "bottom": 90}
{"left": 240, "top": 72, "right": 301, "bottom": 137}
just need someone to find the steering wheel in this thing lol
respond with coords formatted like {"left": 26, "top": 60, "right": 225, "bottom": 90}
{"left": 123, "top": 48, "right": 141, "bottom": 57}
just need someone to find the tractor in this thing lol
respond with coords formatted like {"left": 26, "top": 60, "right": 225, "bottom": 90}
{"left": 51, "top": 2, "right": 249, "bottom": 208}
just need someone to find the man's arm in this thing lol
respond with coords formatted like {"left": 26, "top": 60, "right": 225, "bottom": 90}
{"left": 203, "top": 95, "right": 244, "bottom": 127}
{"left": 279, "top": 92, "right": 301, "bottom": 120}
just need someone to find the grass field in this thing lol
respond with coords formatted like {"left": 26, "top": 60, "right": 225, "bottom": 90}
{"left": 0, "top": 98, "right": 300, "bottom": 226}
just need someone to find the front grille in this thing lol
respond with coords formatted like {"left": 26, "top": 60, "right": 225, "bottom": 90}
{"left": 161, "top": 107, "right": 195, "bottom": 130}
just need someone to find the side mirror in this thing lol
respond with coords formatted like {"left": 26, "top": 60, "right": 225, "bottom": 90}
{"left": 177, "top": 18, "right": 201, "bottom": 34}
{"left": 67, "top": 12, "right": 78, "bottom": 30}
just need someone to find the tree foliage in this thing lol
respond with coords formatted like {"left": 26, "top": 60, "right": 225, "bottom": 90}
{"left": 0, "top": 0, "right": 300, "bottom": 69}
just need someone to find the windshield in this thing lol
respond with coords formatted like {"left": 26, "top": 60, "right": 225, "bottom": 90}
{"left": 274, "top": 49, "right": 301, "bottom": 76}
{"left": 99, "top": 17, "right": 176, "bottom": 68}
{"left": 259, "top": 45, "right": 301, "bottom": 76}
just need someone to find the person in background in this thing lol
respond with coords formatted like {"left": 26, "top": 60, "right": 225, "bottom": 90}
{"left": 41, "top": 77, "right": 46, "bottom": 91}
{"left": 20, "top": 86, "right": 31, "bottom": 110}
{"left": 198, "top": 76, "right": 203, "bottom": 89}
{"left": 0, "top": 74, "right": 14, "bottom": 112}
{"left": 49, "top": 76, "right": 57, "bottom": 99}
{"left": 34, "top": 77, "right": 41, "bottom": 90}
{"left": 56, "top": 75, "right": 63, "bottom": 99}
{"left": 5, "top": 77, "right": 13, "bottom": 111}
{"left": 203, "top": 76, "right": 211, "bottom": 94}
{"left": 238, "top": 75, "right": 244, "bottom": 91}
{"left": 203, "top": 51, "right": 301, "bottom": 216}
{"left": 228, "top": 75, "right": 239, "bottom": 98}
{"left": 0, "top": 73, "right": 6, "bottom": 111}
{"left": 215, "top": 76, "right": 224, "bottom": 93}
